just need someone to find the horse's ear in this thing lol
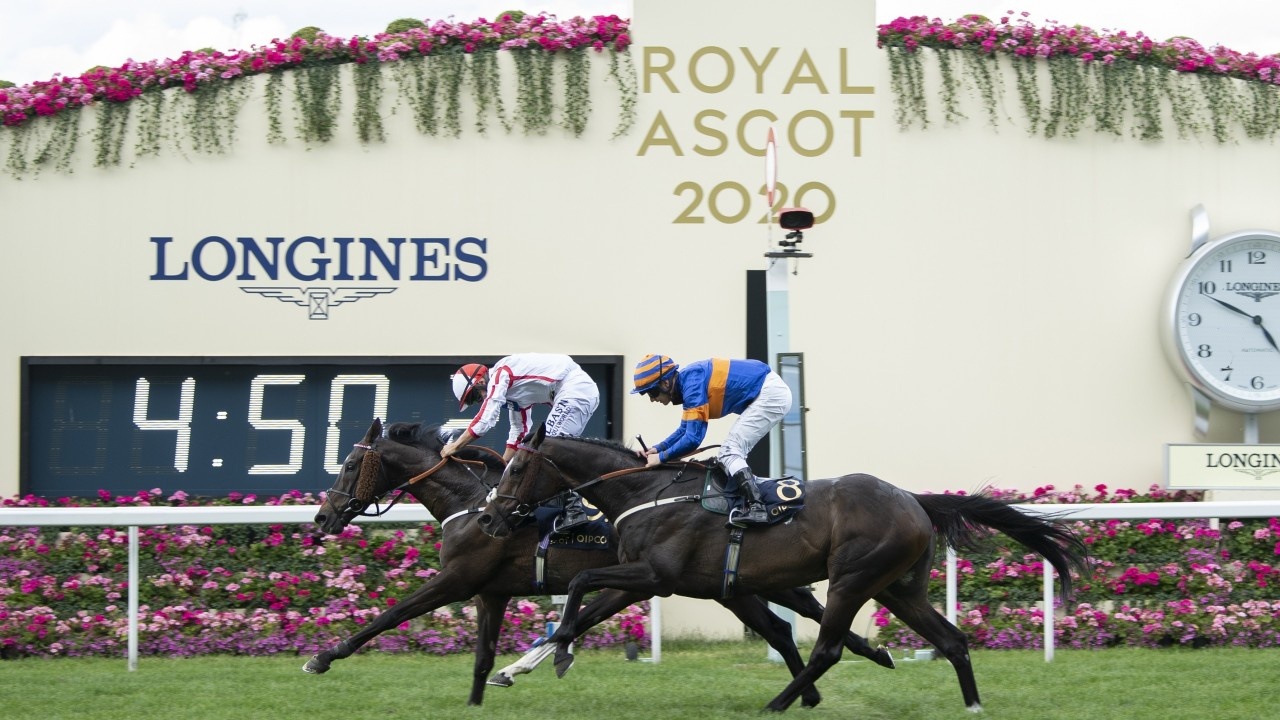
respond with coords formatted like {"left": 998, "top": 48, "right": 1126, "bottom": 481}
{"left": 366, "top": 418, "right": 382, "bottom": 443}
{"left": 534, "top": 421, "right": 547, "bottom": 447}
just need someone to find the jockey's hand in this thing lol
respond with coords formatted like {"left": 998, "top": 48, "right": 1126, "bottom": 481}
{"left": 440, "top": 442, "right": 458, "bottom": 458}
{"left": 645, "top": 452, "right": 662, "bottom": 467}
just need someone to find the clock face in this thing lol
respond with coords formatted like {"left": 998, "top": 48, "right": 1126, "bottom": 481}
{"left": 1169, "top": 231, "right": 1280, "bottom": 412}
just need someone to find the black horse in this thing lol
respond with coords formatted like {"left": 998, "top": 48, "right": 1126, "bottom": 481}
{"left": 479, "top": 424, "right": 1090, "bottom": 713}
{"left": 308, "top": 419, "right": 892, "bottom": 707}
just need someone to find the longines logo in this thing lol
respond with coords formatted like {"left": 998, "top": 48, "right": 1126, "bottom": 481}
{"left": 150, "top": 235, "right": 489, "bottom": 320}
{"left": 1226, "top": 282, "right": 1280, "bottom": 302}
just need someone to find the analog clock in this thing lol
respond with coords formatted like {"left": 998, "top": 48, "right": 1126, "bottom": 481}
{"left": 1162, "top": 225, "right": 1280, "bottom": 416}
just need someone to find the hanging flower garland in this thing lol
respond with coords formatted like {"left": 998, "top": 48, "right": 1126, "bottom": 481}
{"left": 879, "top": 11, "right": 1280, "bottom": 143}
{"left": 0, "top": 12, "right": 635, "bottom": 178}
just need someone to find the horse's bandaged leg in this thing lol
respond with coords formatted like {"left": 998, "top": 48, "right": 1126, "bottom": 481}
{"left": 491, "top": 643, "right": 557, "bottom": 686}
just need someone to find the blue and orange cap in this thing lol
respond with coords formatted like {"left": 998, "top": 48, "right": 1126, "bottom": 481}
{"left": 631, "top": 354, "right": 678, "bottom": 394}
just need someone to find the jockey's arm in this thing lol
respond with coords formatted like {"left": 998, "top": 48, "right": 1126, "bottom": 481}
{"left": 441, "top": 429, "right": 478, "bottom": 458}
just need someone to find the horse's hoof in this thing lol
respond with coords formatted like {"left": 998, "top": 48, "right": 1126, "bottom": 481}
{"left": 302, "top": 656, "right": 328, "bottom": 674}
{"left": 486, "top": 673, "right": 514, "bottom": 688}
{"left": 553, "top": 653, "right": 575, "bottom": 678}
{"left": 872, "top": 645, "right": 896, "bottom": 669}
{"left": 800, "top": 690, "right": 822, "bottom": 709}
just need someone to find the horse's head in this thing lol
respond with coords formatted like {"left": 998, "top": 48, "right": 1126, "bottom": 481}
{"left": 316, "top": 419, "right": 505, "bottom": 534}
{"left": 314, "top": 419, "right": 388, "bottom": 534}
{"left": 478, "top": 423, "right": 566, "bottom": 538}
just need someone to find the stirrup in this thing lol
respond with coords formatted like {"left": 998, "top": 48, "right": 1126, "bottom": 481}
{"left": 726, "top": 504, "right": 768, "bottom": 528}
{"left": 554, "top": 511, "right": 588, "bottom": 533}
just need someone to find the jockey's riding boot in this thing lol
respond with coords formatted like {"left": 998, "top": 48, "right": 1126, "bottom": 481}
{"left": 554, "top": 493, "right": 590, "bottom": 533}
{"left": 726, "top": 469, "right": 769, "bottom": 528}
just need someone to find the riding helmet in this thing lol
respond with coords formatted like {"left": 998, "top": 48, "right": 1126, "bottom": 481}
{"left": 452, "top": 363, "right": 489, "bottom": 410}
{"left": 631, "top": 354, "right": 678, "bottom": 394}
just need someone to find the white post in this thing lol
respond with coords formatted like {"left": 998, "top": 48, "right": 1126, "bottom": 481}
{"left": 128, "top": 525, "right": 139, "bottom": 671}
{"left": 1043, "top": 562, "right": 1055, "bottom": 662}
{"left": 649, "top": 596, "right": 662, "bottom": 663}
{"left": 945, "top": 546, "right": 957, "bottom": 627}
{"left": 764, "top": 257, "right": 797, "bottom": 661}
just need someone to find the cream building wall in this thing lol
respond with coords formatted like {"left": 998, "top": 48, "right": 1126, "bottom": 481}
{"left": 4, "top": 0, "right": 1279, "bottom": 639}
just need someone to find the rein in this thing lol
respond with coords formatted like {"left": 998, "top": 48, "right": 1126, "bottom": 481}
{"left": 326, "top": 441, "right": 503, "bottom": 520}
{"left": 500, "top": 450, "right": 708, "bottom": 530}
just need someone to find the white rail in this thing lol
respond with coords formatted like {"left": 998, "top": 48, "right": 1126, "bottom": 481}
{"left": 0, "top": 503, "right": 666, "bottom": 669}
{"left": 0, "top": 504, "right": 429, "bottom": 670}
{"left": 964, "top": 500, "right": 1280, "bottom": 661}
{"left": 3, "top": 500, "right": 1278, "bottom": 667}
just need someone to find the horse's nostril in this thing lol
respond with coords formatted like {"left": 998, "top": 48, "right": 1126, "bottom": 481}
{"left": 314, "top": 513, "right": 326, "bottom": 525}
{"left": 478, "top": 514, "right": 492, "bottom": 526}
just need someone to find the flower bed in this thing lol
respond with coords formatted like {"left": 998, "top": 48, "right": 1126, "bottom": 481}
{"left": 874, "top": 484, "right": 1280, "bottom": 650}
{"left": 0, "top": 489, "right": 647, "bottom": 658}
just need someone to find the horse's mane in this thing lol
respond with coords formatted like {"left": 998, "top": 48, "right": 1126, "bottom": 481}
{"left": 384, "top": 421, "right": 506, "bottom": 472}
{"left": 555, "top": 435, "right": 644, "bottom": 467}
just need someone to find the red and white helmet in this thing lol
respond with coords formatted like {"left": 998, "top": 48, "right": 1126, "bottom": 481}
{"left": 451, "top": 363, "right": 489, "bottom": 410}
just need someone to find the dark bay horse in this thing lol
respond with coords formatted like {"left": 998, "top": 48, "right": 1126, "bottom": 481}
{"left": 479, "top": 424, "right": 1090, "bottom": 713}
{"left": 308, "top": 419, "right": 893, "bottom": 707}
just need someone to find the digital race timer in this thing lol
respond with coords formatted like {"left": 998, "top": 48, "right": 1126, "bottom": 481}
{"left": 21, "top": 357, "right": 622, "bottom": 498}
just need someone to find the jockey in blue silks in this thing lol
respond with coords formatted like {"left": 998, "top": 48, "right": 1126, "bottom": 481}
{"left": 631, "top": 354, "right": 792, "bottom": 528}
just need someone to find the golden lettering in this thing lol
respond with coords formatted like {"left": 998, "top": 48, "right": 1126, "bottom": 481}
{"left": 782, "top": 50, "right": 828, "bottom": 94}
{"left": 693, "top": 110, "right": 729, "bottom": 156}
{"left": 737, "top": 109, "right": 779, "bottom": 156}
{"left": 636, "top": 111, "right": 684, "bottom": 156}
{"left": 740, "top": 47, "right": 779, "bottom": 93}
{"left": 643, "top": 47, "right": 679, "bottom": 93}
{"left": 841, "top": 110, "right": 874, "bottom": 157}
{"left": 689, "top": 47, "right": 734, "bottom": 93}
{"left": 788, "top": 110, "right": 833, "bottom": 157}
{"left": 840, "top": 48, "right": 874, "bottom": 94}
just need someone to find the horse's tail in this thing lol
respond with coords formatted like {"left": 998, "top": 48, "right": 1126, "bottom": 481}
{"left": 911, "top": 492, "right": 1090, "bottom": 604}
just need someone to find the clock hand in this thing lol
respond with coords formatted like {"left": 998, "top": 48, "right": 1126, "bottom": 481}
{"left": 1260, "top": 322, "right": 1280, "bottom": 354}
{"left": 1206, "top": 295, "right": 1280, "bottom": 352}
{"left": 1206, "top": 295, "right": 1254, "bottom": 319}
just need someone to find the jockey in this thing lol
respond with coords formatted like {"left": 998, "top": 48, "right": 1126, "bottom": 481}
{"left": 443, "top": 353, "right": 601, "bottom": 531}
{"left": 631, "top": 354, "right": 793, "bottom": 528}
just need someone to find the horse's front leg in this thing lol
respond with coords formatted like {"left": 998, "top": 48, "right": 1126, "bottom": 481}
{"left": 467, "top": 594, "right": 512, "bottom": 706}
{"left": 718, "top": 596, "right": 823, "bottom": 709}
{"left": 492, "top": 588, "right": 650, "bottom": 686}
{"left": 304, "top": 569, "right": 475, "bottom": 676}
{"left": 552, "top": 564, "right": 663, "bottom": 678}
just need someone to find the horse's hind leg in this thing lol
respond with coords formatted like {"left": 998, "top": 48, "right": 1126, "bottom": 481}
{"left": 491, "top": 589, "right": 650, "bottom": 687}
{"left": 876, "top": 586, "right": 981, "bottom": 712}
{"left": 468, "top": 594, "right": 512, "bottom": 706}
{"left": 718, "top": 596, "right": 822, "bottom": 709}
{"left": 762, "top": 587, "right": 895, "bottom": 669}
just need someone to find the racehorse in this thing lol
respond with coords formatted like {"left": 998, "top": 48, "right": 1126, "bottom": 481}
{"left": 479, "top": 423, "right": 1090, "bottom": 713}
{"left": 307, "top": 419, "right": 894, "bottom": 707}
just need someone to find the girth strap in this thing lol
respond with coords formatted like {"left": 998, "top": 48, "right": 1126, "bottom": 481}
{"left": 534, "top": 533, "right": 552, "bottom": 592}
{"left": 721, "top": 527, "right": 746, "bottom": 598}
{"left": 612, "top": 494, "right": 701, "bottom": 528}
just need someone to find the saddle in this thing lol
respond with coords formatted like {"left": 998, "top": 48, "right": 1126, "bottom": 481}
{"left": 699, "top": 464, "right": 805, "bottom": 526}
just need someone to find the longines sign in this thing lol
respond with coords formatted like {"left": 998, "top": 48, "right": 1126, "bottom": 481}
{"left": 1166, "top": 444, "right": 1280, "bottom": 489}
{"left": 149, "top": 235, "right": 490, "bottom": 320}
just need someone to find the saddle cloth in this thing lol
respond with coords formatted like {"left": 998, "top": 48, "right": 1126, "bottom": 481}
{"left": 700, "top": 467, "right": 805, "bottom": 526}
{"left": 532, "top": 499, "right": 615, "bottom": 551}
